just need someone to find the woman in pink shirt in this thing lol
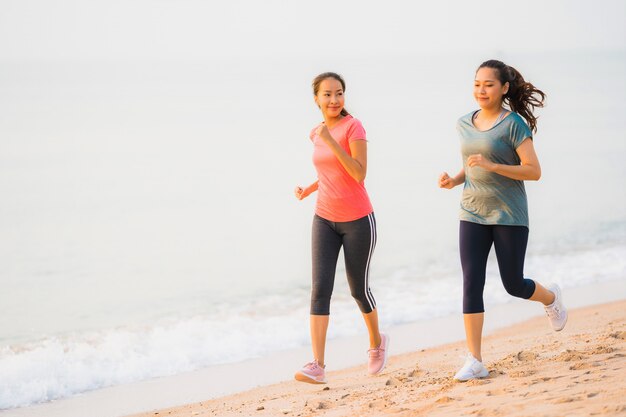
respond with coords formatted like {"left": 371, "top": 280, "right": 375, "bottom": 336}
{"left": 293, "top": 72, "right": 388, "bottom": 384}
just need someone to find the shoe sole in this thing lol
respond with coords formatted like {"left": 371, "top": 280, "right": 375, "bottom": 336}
{"left": 294, "top": 371, "right": 326, "bottom": 384}
{"left": 454, "top": 370, "right": 489, "bottom": 382}
{"left": 369, "top": 334, "right": 390, "bottom": 376}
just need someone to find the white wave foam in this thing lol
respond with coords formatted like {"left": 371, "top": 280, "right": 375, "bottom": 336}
{"left": 0, "top": 309, "right": 310, "bottom": 409}
{"left": 1, "top": 239, "right": 624, "bottom": 410}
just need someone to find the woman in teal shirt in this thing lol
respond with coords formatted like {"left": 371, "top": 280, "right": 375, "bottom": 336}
{"left": 439, "top": 60, "right": 568, "bottom": 381}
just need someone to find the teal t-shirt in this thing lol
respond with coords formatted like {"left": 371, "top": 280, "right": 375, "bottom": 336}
{"left": 456, "top": 111, "right": 533, "bottom": 227}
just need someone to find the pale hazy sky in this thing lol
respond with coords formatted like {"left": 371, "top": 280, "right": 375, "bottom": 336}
{"left": 0, "top": 0, "right": 624, "bottom": 60}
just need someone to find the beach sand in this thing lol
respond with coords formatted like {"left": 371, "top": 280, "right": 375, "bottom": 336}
{"left": 128, "top": 299, "right": 626, "bottom": 417}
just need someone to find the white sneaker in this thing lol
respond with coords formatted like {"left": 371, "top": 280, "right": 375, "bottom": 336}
{"left": 454, "top": 353, "right": 489, "bottom": 381}
{"left": 544, "top": 284, "right": 568, "bottom": 331}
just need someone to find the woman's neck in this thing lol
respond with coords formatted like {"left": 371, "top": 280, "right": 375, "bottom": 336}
{"left": 324, "top": 115, "right": 344, "bottom": 128}
{"left": 478, "top": 104, "right": 504, "bottom": 118}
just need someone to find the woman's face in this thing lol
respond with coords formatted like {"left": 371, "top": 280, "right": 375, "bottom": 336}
{"left": 314, "top": 78, "right": 345, "bottom": 119}
{"left": 474, "top": 67, "right": 509, "bottom": 109}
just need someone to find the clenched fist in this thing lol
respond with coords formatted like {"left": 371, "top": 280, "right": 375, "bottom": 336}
{"left": 467, "top": 154, "right": 496, "bottom": 171}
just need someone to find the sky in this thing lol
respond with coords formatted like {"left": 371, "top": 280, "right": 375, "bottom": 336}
{"left": 0, "top": 0, "right": 624, "bottom": 61}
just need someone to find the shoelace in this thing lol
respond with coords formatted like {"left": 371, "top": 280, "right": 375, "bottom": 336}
{"left": 545, "top": 304, "right": 562, "bottom": 319}
{"left": 304, "top": 361, "right": 321, "bottom": 371}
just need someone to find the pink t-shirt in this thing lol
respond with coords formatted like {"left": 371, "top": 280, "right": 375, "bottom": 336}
{"left": 310, "top": 115, "right": 374, "bottom": 222}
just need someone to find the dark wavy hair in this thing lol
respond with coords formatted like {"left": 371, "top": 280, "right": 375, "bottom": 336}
{"left": 312, "top": 72, "right": 349, "bottom": 117}
{"left": 478, "top": 60, "right": 546, "bottom": 133}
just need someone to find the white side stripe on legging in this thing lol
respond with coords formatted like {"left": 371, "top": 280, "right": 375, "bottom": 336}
{"left": 364, "top": 213, "right": 377, "bottom": 310}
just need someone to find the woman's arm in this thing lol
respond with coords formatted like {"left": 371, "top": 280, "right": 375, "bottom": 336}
{"left": 467, "top": 138, "right": 541, "bottom": 181}
{"left": 294, "top": 180, "right": 318, "bottom": 200}
{"left": 439, "top": 169, "right": 465, "bottom": 189}
{"left": 316, "top": 124, "right": 367, "bottom": 182}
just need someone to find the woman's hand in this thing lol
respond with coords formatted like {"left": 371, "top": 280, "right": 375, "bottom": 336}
{"left": 315, "top": 124, "right": 333, "bottom": 143}
{"left": 294, "top": 186, "right": 307, "bottom": 200}
{"left": 466, "top": 140, "right": 541, "bottom": 181}
{"left": 467, "top": 154, "right": 497, "bottom": 171}
{"left": 439, "top": 169, "right": 465, "bottom": 189}
{"left": 294, "top": 181, "right": 318, "bottom": 200}
{"left": 439, "top": 172, "right": 455, "bottom": 189}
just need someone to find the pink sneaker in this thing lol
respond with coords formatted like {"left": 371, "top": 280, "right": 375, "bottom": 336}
{"left": 294, "top": 360, "right": 327, "bottom": 384}
{"left": 368, "top": 333, "right": 389, "bottom": 375}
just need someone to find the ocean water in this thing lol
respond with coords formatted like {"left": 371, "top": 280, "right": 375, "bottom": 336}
{"left": 0, "top": 51, "right": 625, "bottom": 409}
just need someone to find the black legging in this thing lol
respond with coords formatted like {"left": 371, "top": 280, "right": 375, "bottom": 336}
{"left": 460, "top": 220, "right": 536, "bottom": 314}
{"left": 310, "top": 213, "right": 377, "bottom": 315}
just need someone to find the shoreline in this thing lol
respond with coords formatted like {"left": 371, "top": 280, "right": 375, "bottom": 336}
{"left": 130, "top": 298, "right": 626, "bottom": 417}
{"left": 2, "top": 279, "right": 625, "bottom": 417}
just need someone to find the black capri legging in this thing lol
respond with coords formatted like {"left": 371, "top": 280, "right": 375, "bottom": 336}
{"left": 460, "top": 220, "right": 536, "bottom": 314}
{"left": 310, "top": 213, "right": 377, "bottom": 315}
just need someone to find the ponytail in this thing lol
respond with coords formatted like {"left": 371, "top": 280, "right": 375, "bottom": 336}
{"left": 478, "top": 60, "right": 546, "bottom": 133}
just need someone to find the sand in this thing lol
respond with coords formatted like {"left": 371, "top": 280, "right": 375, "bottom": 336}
{"left": 128, "top": 299, "right": 626, "bottom": 417}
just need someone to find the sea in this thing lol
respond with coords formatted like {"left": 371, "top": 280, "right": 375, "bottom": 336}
{"left": 1, "top": 50, "right": 625, "bottom": 410}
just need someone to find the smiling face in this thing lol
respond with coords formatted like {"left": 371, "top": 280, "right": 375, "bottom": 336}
{"left": 474, "top": 67, "right": 509, "bottom": 110}
{"left": 314, "top": 77, "right": 345, "bottom": 120}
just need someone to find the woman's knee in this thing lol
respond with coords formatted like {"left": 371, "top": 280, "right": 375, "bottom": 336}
{"left": 463, "top": 273, "right": 486, "bottom": 313}
{"left": 352, "top": 296, "right": 374, "bottom": 314}
{"left": 310, "top": 284, "right": 333, "bottom": 315}
{"left": 463, "top": 288, "right": 485, "bottom": 313}
{"left": 503, "top": 277, "right": 535, "bottom": 299}
{"left": 349, "top": 288, "right": 375, "bottom": 314}
{"left": 310, "top": 294, "right": 331, "bottom": 315}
